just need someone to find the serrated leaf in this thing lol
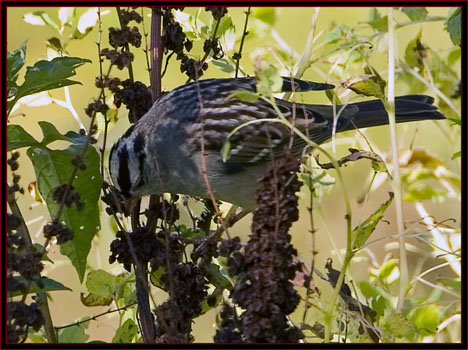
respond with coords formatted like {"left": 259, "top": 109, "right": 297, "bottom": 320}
{"left": 38, "top": 121, "right": 87, "bottom": 146}
{"left": 252, "top": 7, "right": 277, "bottom": 26}
{"left": 352, "top": 193, "right": 394, "bottom": 250}
{"left": 399, "top": 7, "right": 428, "bottom": 21}
{"left": 8, "top": 56, "right": 91, "bottom": 116}
{"left": 368, "top": 8, "right": 388, "bottom": 32}
{"left": 85, "top": 269, "right": 119, "bottom": 299}
{"left": 445, "top": 7, "right": 461, "bottom": 46}
{"left": 7, "top": 124, "right": 40, "bottom": 151}
{"left": 8, "top": 276, "right": 72, "bottom": 298}
{"left": 386, "top": 313, "right": 418, "bottom": 338}
{"left": 112, "top": 319, "right": 138, "bottom": 343}
{"left": 254, "top": 58, "right": 282, "bottom": 97}
{"left": 58, "top": 320, "right": 89, "bottom": 343}
{"left": 27, "top": 144, "right": 102, "bottom": 282}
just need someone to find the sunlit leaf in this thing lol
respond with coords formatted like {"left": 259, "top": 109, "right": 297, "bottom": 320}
{"left": 58, "top": 320, "right": 89, "bottom": 343}
{"left": 252, "top": 7, "right": 277, "bottom": 26}
{"left": 112, "top": 319, "right": 138, "bottom": 343}
{"left": 410, "top": 304, "right": 439, "bottom": 335}
{"left": 385, "top": 313, "right": 418, "bottom": 339}
{"left": 445, "top": 7, "right": 461, "bottom": 46}
{"left": 398, "top": 7, "right": 428, "bottom": 21}
{"left": 352, "top": 192, "right": 393, "bottom": 250}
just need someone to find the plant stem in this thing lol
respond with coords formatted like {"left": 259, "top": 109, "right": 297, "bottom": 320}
{"left": 387, "top": 8, "right": 408, "bottom": 313}
{"left": 235, "top": 7, "right": 251, "bottom": 78}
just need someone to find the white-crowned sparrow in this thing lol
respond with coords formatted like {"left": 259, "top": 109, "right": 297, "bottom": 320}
{"left": 109, "top": 77, "right": 444, "bottom": 210}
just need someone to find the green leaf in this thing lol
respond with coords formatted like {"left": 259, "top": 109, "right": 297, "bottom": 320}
{"left": 7, "top": 124, "right": 40, "bottom": 151}
{"left": 150, "top": 266, "right": 166, "bottom": 290}
{"left": 38, "top": 121, "right": 87, "bottom": 146}
{"left": 377, "top": 259, "right": 398, "bottom": 284}
{"left": 7, "top": 42, "right": 27, "bottom": 84}
{"left": 252, "top": 7, "right": 277, "bottom": 26}
{"left": 254, "top": 59, "right": 282, "bottom": 97}
{"left": 221, "top": 139, "right": 231, "bottom": 163}
{"left": 7, "top": 276, "right": 72, "bottom": 298}
{"left": 59, "top": 7, "right": 76, "bottom": 28}
{"left": 204, "top": 264, "right": 232, "bottom": 289}
{"left": 368, "top": 8, "right": 388, "bottom": 32}
{"left": 451, "top": 151, "right": 461, "bottom": 160}
{"left": 112, "top": 319, "right": 138, "bottom": 343}
{"left": 325, "top": 24, "right": 350, "bottom": 45}
{"left": 8, "top": 56, "right": 91, "bottom": 115}
{"left": 227, "top": 90, "right": 259, "bottom": 102}
{"left": 47, "top": 37, "right": 65, "bottom": 52}
{"left": 212, "top": 58, "right": 235, "bottom": 73}
{"left": 58, "top": 320, "right": 89, "bottom": 343}
{"left": 342, "top": 73, "right": 386, "bottom": 99}
{"left": 358, "top": 281, "right": 380, "bottom": 298}
{"left": 447, "top": 48, "right": 461, "bottom": 66}
{"left": 27, "top": 144, "right": 102, "bottom": 282}
{"left": 352, "top": 192, "right": 394, "bottom": 250}
{"left": 85, "top": 269, "right": 119, "bottom": 299}
{"left": 445, "top": 7, "right": 461, "bottom": 46}
{"left": 439, "top": 277, "right": 461, "bottom": 292}
{"left": 405, "top": 29, "right": 426, "bottom": 70}
{"left": 410, "top": 304, "right": 439, "bottom": 334}
{"left": 80, "top": 292, "right": 112, "bottom": 307}
{"left": 32, "top": 10, "right": 59, "bottom": 29}
{"left": 385, "top": 313, "right": 418, "bottom": 339}
{"left": 399, "top": 7, "right": 428, "bottom": 21}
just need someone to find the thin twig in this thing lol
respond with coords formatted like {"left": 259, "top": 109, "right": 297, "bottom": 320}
{"left": 234, "top": 7, "right": 251, "bottom": 78}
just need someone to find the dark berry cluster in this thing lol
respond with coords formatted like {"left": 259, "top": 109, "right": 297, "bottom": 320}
{"left": 154, "top": 262, "right": 208, "bottom": 342}
{"left": 7, "top": 302, "right": 44, "bottom": 343}
{"left": 43, "top": 219, "right": 74, "bottom": 244}
{"left": 203, "top": 38, "right": 223, "bottom": 60}
{"left": 218, "top": 153, "right": 304, "bottom": 343}
{"left": 7, "top": 151, "right": 20, "bottom": 171}
{"left": 101, "top": 182, "right": 128, "bottom": 216}
{"left": 144, "top": 198, "right": 180, "bottom": 225}
{"left": 95, "top": 77, "right": 121, "bottom": 92}
{"left": 100, "top": 48, "right": 133, "bottom": 70}
{"left": 71, "top": 154, "right": 86, "bottom": 170}
{"left": 113, "top": 79, "right": 152, "bottom": 122}
{"left": 120, "top": 9, "right": 142, "bottom": 26}
{"left": 205, "top": 7, "right": 228, "bottom": 20}
{"left": 109, "top": 227, "right": 183, "bottom": 272}
{"left": 51, "top": 184, "right": 84, "bottom": 211}
{"left": 109, "top": 26, "right": 142, "bottom": 48}
{"left": 85, "top": 99, "right": 109, "bottom": 117}
{"left": 8, "top": 153, "right": 24, "bottom": 195}
{"left": 213, "top": 304, "right": 245, "bottom": 343}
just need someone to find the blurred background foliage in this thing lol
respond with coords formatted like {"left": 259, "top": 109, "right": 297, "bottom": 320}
{"left": 7, "top": 7, "right": 460, "bottom": 343}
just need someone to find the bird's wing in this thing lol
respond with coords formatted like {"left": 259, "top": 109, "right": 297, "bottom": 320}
{"left": 186, "top": 95, "right": 351, "bottom": 166}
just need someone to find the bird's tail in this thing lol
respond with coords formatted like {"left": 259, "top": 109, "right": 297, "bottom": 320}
{"left": 342, "top": 95, "right": 445, "bottom": 132}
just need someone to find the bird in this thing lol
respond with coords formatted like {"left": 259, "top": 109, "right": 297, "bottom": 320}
{"left": 109, "top": 77, "right": 445, "bottom": 210}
